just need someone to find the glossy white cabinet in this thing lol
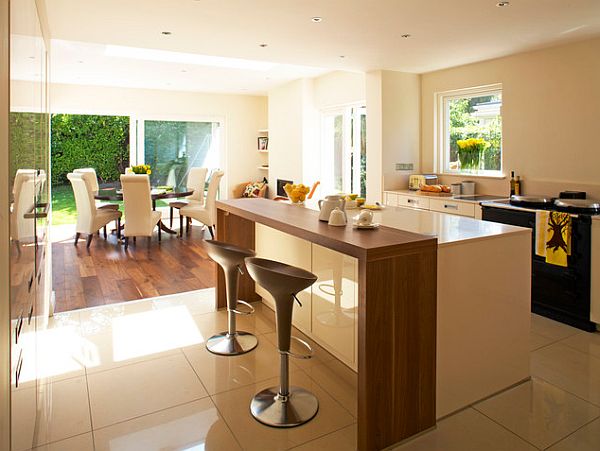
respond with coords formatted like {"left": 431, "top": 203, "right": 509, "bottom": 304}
{"left": 384, "top": 191, "right": 482, "bottom": 219}
{"left": 429, "top": 198, "right": 475, "bottom": 217}
{"left": 254, "top": 223, "right": 312, "bottom": 334}
{"left": 311, "top": 244, "right": 358, "bottom": 367}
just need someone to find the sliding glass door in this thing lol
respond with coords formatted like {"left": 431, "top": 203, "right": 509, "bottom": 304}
{"left": 135, "top": 118, "right": 222, "bottom": 190}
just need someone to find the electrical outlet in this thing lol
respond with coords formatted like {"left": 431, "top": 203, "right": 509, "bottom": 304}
{"left": 395, "top": 163, "right": 414, "bottom": 171}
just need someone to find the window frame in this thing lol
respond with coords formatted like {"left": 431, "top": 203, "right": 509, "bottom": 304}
{"left": 435, "top": 84, "right": 503, "bottom": 177}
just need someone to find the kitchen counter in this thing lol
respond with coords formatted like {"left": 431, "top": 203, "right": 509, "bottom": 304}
{"left": 215, "top": 198, "right": 531, "bottom": 451}
{"left": 385, "top": 189, "right": 506, "bottom": 204}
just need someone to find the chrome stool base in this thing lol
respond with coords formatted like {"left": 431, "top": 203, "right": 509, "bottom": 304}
{"left": 206, "top": 331, "right": 258, "bottom": 356}
{"left": 250, "top": 386, "right": 319, "bottom": 428}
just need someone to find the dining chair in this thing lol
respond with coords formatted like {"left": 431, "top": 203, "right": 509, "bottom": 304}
{"left": 74, "top": 168, "right": 119, "bottom": 210}
{"left": 120, "top": 174, "right": 162, "bottom": 249}
{"left": 168, "top": 167, "right": 209, "bottom": 228}
{"left": 10, "top": 170, "right": 37, "bottom": 250}
{"left": 180, "top": 170, "right": 224, "bottom": 239}
{"left": 67, "top": 172, "right": 122, "bottom": 249}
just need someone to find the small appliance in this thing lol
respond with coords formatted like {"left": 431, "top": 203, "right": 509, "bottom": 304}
{"left": 408, "top": 174, "right": 438, "bottom": 191}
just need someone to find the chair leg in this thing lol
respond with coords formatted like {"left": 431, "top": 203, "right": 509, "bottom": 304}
{"left": 116, "top": 218, "right": 121, "bottom": 239}
{"left": 170, "top": 207, "right": 174, "bottom": 228}
{"left": 86, "top": 234, "right": 93, "bottom": 249}
{"left": 124, "top": 236, "right": 129, "bottom": 250}
{"left": 74, "top": 232, "right": 80, "bottom": 246}
{"left": 186, "top": 218, "right": 191, "bottom": 234}
{"left": 208, "top": 225, "right": 215, "bottom": 239}
{"left": 103, "top": 225, "right": 107, "bottom": 239}
{"left": 147, "top": 236, "right": 151, "bottom": 247}
{"left": 158, "top": 223, "right": 162, "bottom": 241}
{"left": 133, "top": 236, "right": 136, "bottom": 244}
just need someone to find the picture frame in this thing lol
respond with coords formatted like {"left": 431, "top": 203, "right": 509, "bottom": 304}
{"left": 258, "top": 136, "right": 269, "bottom": 150}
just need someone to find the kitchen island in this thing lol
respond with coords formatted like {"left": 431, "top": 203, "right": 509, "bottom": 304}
{"left": 215, "top": 198, "right": 531, "bottom": 451}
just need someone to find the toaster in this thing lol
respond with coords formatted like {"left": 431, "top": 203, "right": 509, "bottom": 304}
{"left": 408, "top": 174, "right": 438, "bottom": 191}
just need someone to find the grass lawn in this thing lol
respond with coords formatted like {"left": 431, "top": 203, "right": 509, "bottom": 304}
{"left": 51, "top": 184, "right": 170, "bottom": 226}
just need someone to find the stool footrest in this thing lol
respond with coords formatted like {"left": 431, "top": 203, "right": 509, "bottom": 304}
{"left": 281, "top": 336, "right": 314, "bottom": 359}
{"left": 231, "top": 300, "right": 255, "bottom": 316}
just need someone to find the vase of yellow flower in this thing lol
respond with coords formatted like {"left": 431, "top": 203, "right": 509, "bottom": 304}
{"left": 456, "top": 138, "right": 490, "bottom": 173}
{"left": 131, "top": 164, "right": 152, "bottom": 175}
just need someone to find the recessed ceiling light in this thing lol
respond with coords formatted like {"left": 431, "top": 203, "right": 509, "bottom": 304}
{"left": 161, "top": 31, "right": 172, "bottom": 35}
{"left": 181, "top": 69, "right": 187, "bottom": 73}
{"left": 77, "top": 60, "right": 84, "bottom": 64}
{"left": 339, "top": 55, "right": 346, "bottom": 59}
{"left": 311, "top": 17, "right": 322, "bottom": 23}
{"left": 28, "top": 56, "right": 35, "bottom": 59}
{"left": 401, "top": 34, "right": 411, "bottom": 38}
{"left": 496, "top": 1, "right": 510, "bottom": 6}
{"left": 259, "top": 43, "right": 268, "bottom": 48}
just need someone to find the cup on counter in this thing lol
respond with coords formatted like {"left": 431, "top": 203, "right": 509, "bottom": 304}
{"left": 356, "top": 209, "right": 374, "bottom": 226}
{"left": 328, "top": 207, "right": 347, "bottom": 227}
{"left": 461, "top": 181, "right": 475, "bottom": 195}
{"left": 451, "top": 183, "right": 462, "bottom": 195}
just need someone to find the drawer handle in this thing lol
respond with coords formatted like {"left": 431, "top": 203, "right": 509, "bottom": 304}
{"left": 407, "top": 199, "right": 416, "bottom": 203}
{"left": 15, "top": 351, "right": 23, "bottom": 388}
{"left": 15, "top": 312, "right": 24, "bottom": 344}
{"left": 444, "top": 204, "right": 459, "bottom": 210}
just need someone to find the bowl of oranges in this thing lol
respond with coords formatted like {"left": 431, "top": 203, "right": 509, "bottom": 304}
{"left": 283, "top": 183, "right": 310, "bottom": 204}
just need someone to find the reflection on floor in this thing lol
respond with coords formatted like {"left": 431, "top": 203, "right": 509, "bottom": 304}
{"left": 51, "top": 220, "right": 216, "bottom": 312}
{"left": 12, "top": 290, "right": 600, "bottom": 450}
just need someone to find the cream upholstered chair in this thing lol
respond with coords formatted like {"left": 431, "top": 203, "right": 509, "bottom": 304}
{"left": 10, "top": 170, "right": 37, "bottom": 249}
{"left": 67, "top": 172, "right": 122, "bottom": 248}
{"left": 180, "top": 170, "right": 224, "bottom": 239}
{"left": 167, "top": 167, "right": 209, "bottom": 228}
{"left": 74, "top": 168, "right": 119, "bottom": 210}
{"left": 120, "top": 174, "right": 162, "bottom": 249}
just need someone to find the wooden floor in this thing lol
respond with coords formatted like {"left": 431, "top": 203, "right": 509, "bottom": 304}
{"left": 52, "top": 225, "right": 216, "bottom": 313}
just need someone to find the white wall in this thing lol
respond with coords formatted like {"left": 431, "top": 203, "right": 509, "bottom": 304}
{"left": 421, "top": 37, "right": 600, "bottom": 197}
{"left": 313, "top": 71, "right": 365, "bottom": 110}
{"left": 11, "top": 81, "right": 268, "bottom": 198}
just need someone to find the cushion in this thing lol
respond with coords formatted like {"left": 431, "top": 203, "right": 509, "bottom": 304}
{"left": 242, "top": 181, "right": 265, "bottom": 198}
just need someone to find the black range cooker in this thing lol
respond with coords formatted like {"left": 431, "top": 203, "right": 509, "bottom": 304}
{"left": 481, "top": 195, "right": 600, "bottom": 331}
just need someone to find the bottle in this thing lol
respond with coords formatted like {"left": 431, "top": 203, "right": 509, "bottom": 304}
{"left": 515, "top": 176, "right": 522, "bottom": 196}
{"left": 510, "top": 171, "right": 516, "bottom": 196}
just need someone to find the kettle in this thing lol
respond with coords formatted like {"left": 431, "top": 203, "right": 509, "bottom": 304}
{"left": 318, "top": 195, "right": 346, "bottom": 222}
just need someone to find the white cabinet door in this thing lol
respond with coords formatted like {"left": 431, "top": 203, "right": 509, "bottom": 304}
{"left": 384, "top": 192, "right": 398, "bottom": 207}
{"left": 311, "top": 244, "right": 358, "bottom": 366}
{"left": 429, "top": 199, "right": 475, "bottom": 217}
{"left": 254, "top": 224, "right": 312, "bottom": 333}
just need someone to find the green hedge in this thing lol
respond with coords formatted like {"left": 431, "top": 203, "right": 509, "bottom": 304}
{"left": 51, "top": 114, "right": 130, "bottom": 185}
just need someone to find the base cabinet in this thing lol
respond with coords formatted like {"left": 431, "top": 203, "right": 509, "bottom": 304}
{"left": 384, "top": 191, "right": 483, "bottom": 218}
{"left": 254, "top": 224, "right": 358, "bottom": 369}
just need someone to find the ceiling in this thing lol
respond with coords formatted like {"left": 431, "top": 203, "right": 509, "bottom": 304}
{"left": 20, "top": 0, "right": 600, "bottom": 94}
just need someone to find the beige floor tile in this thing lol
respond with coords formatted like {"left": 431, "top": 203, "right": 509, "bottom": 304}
{"left": 530, "top": 314, "right": 580, "bottom": 342}
{"left": 393, "top": 408, "right": 537, "bottom": 451}
{"left": 30, "top": 433, "right": 94, "bottom": 451}
{"left": 212, "top": 370, "right": 354, "bottom": 451}
{"left": 302, "top": 359, "right": 357, "bottom": 417}
{"left": 262, "top": 330, "right": 336, "bottom": 371}
{"left": 548, "top": 417, "right": 600, "bottom": 450}
{"left": 183, "top": 337, "right": 287, "bottom": 395}
{"left": 192, "top": 307, "right": 275, "bottom": 340}
{"left": 474, "top": 378, "right": 600, "bottom": 449}
{"left": 531, "top": 343, "right": 600, "bottom": 406}
{"left": 530, "top": 331, "right": 557, "bottom": 351}
{"left": 79, "top": 299, "right": 159, "bottom": 335}
{"left": 291, "top": 423, "right": 357, "bottom": 450}
{"left": 560, "top": 331, "right": 600, "bottom": 359}
{"left": 12, "top": 377, "right": 91, "bottom": 451}
{"left": 151, "top": 288, "right": 217, "bottom": 316}
{"left": 87, "top": 353, "right": 208, "bottom": 429}
{"left": 93, "top": 398, "right": 241, "bottom": 451}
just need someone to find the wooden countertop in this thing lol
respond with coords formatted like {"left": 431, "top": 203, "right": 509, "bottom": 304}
{"left": 217, "top": 198, "right": 437, "bottom": 261}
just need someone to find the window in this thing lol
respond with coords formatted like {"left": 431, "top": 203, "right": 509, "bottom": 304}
{"left": 437, "top": 85, "right": 502, "bottom": 175}
{"left": 135, "top": 118, "right": 222, "bottom": 189}
{"left": 321, "top": 105, "right": 366, "bottom": 196}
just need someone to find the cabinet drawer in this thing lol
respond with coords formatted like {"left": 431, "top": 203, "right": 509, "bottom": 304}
{"left": 384, "top": 193, "right": 398, "bottom": 207}
{"left": 397, "top": 195, "right": 430, "bottom": 210}
{"left": 429, "top": 199, "right": 475, "bottom": 217}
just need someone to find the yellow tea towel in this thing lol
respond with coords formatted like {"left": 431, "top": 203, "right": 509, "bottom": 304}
{"left": 544, "top": 211, "right": 571, "bottom": 267}
{"left": 535, "top": 211, "right": 549, "bottom": 257}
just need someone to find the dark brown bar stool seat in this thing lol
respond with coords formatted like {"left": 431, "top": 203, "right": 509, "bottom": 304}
{"left": 203, "top": 240, "right": 258, "bottom": 355}
{"left": 244, "top": 257, "right": 319, "bottom": 427}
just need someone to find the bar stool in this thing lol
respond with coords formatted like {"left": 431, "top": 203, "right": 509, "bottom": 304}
{"left": 203, "top": 240, "right": 258, "bottom": 355}
{"left": 244, "top": 257, "right": 319, "bottom": 428}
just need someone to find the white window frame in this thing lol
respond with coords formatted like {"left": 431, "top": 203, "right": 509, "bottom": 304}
{"left": 434, "top": 83, "right": 503, "bottom": 176}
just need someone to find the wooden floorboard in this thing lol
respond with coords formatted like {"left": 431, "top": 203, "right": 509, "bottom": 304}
{"left": 52, "top": 225, "right": 216, "bottom": 313}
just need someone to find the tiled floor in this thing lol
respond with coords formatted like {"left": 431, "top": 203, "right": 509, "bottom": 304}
{"left": 12, "top": 289, "right": 600, "bottom": 450}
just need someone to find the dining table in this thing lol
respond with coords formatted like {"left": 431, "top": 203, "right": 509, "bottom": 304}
{"left": 94, "top": 187, "right": 194, "bottom": 235}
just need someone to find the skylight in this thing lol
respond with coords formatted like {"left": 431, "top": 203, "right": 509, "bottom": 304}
{"left": 104, "top": 44, "right": 278, "bottom": 71}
